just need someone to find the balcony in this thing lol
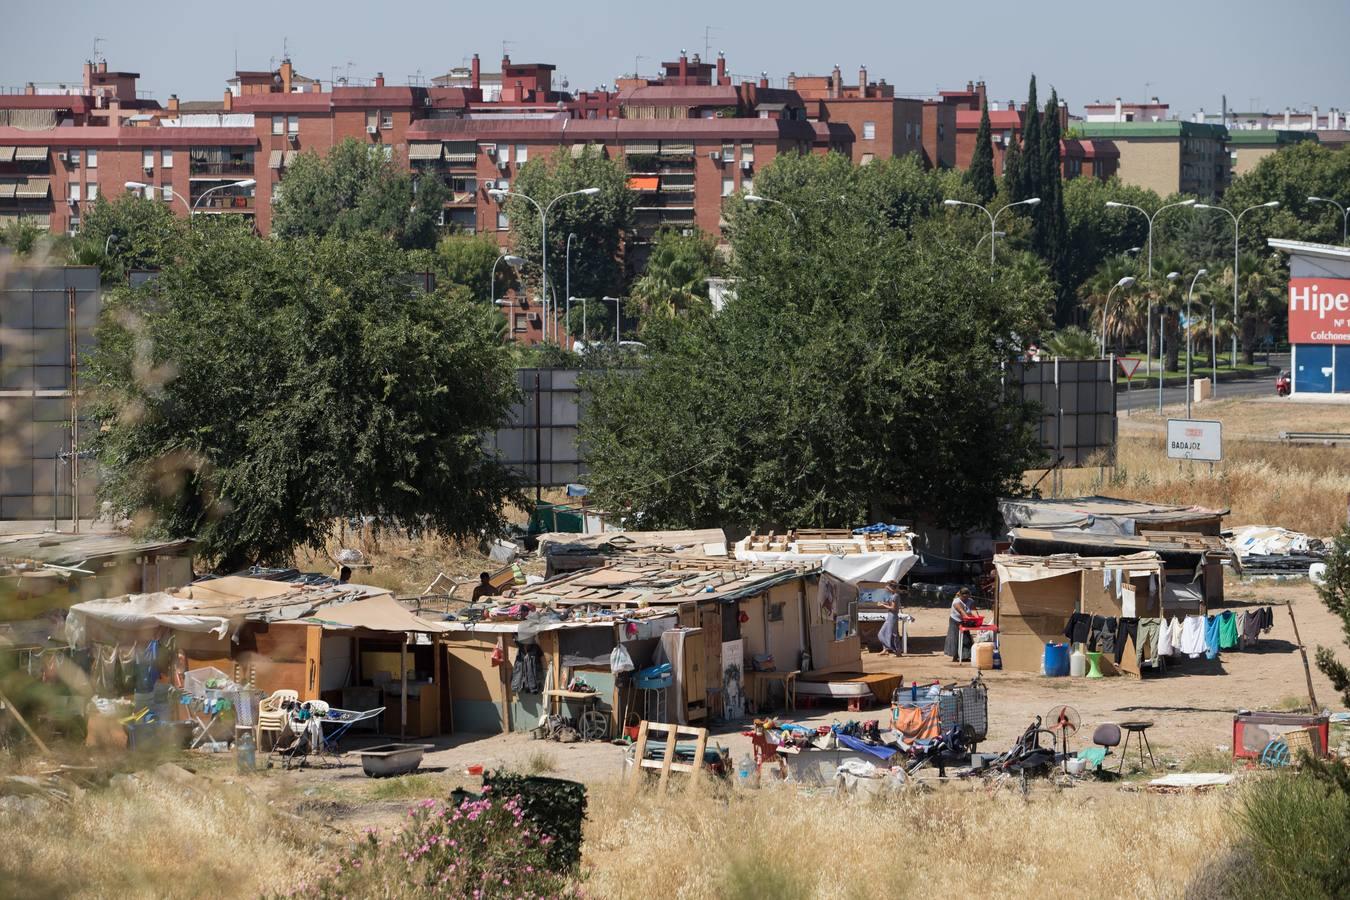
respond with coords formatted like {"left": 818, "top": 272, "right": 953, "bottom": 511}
{"left": 189, "top": 161, "right": 255, "bottom": 177}
{"left": 189, "top": 184, "right": 256, "bottom": 211}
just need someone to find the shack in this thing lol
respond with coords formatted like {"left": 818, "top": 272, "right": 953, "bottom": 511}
{"left": 994, "top": 552, "right": 1166, "bottom": 676}
{"left": 999, "top": 495, "right": 1227, "bottom": 537}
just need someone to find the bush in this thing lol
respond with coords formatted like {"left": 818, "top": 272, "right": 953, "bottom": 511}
{"left": 1233, "top": 763, "right": 1350, "bottom": 898}
{"left": 292, "top": 795, "right": 571, "bottom": 899}
{"left": 482, "top": 771, "right": 587, "bottom": 871}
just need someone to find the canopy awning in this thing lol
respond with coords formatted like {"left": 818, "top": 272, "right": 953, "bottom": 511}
{"left": 626, "top": 175, "right": 659, "bottom": 191}
{"left": 0, "top": 147, "right": 15, "bottom": 163}
{"left": 300, "top": 594, "right": 446, "bottom": 633}
{"left": 14, "top": 146, "right": 49, "bottom": 161}
{"left": 570, "top": 143, "right": 605, "bottom": 159}
{"left": 442, "top": 141, "right": 477, "bottom": 163}
{"left": 407, "top": 141, "right": 443, "bottom": 161}
{"left": 0, "top": 181, "right": 16, "bottom": 199}
{"left": 268, "top": 149, "right": 284, "bottom": 169}
{"left": 623, "top": 142, "right": 659, "bottom": 155}
{"left": 14, "top": 177, "right": 49, "bottom": 198}
{"left": 659, "top": 141, "right": 694, "bottom": 156}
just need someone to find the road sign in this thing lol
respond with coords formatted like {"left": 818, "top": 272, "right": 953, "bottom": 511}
{"left": 1118, "top": 357, "right": 1142, "bottom": 380}
{"left": 1167, "top": 418, "right": 1222, "bottom": 461}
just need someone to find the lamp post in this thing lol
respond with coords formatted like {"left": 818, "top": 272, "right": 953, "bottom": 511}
{"left": 943, "top": 197, "right": 1041, "bottom": 278}
{"left": 103, "top": 233, "right": 118, "bottom": 256}
{"left": 1185, "top": 269, "right": 1208, "bottom": 419}
{"left": 1195, "top": 200, "right": 1279, "bottom": 372}
{"left": 489, "top": 187, "right": 599, "bottom": 344}
{"left": 568, "top": 296, "right": 586, "bottom": 349}
{"left": 974, "top": 230, "right": 1007, "bottom": 253}
{"left": 1105, "top": 198, "right": 1196, "bottom": 376}
{"left": 565, "top": 232, "right": 577, "bottom": 342}
{"left": 490, "top": 254, "right": 526, "bottom": 330}
{"left": 125, "top": 178, "right": 256, "bottom": 218}
{"left": 1158, "top": 271, "right": 1181, "bottom": 413}
{"left": 1100, "top": 276, "right": 1137, "bottom": 357}
{"left": 743, "top": 193, "right": 799, "bottom": 225}
{"left": 602, "top": 296, "right": 623, "bottom": 344}
{"left": 1307, "top": 196, "right": 1349, "bottom": 243}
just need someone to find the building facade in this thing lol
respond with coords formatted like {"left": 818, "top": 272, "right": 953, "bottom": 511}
{"left": 1270, "top": 239, "right": 1350, "bottom": 397}
{"left": 1075, "top": 121, "right": 1229, "bottom": 197}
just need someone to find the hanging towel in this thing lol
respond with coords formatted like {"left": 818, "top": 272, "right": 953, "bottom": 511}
{"left": 1217, "top": 610, "right": 1239, "bottom": 650}
{"left": 1157, "top": 616, "right": 1173, "bottom": 657}
{"left": 1180, "top": 616, "right": 1207, "bottom": 657}
{"left": 1203, "top": 615, "right": 1223, "bottom": 660}
{"left": 1169, "top": 617, "right": 1184, "bottom": 654}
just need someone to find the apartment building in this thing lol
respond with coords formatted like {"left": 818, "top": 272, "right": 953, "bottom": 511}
{"left": 1075, "top": 120, "right": 1228, "bottom": 197}
{"left": 789, "top": 65, "right": 949, "bottom": 168}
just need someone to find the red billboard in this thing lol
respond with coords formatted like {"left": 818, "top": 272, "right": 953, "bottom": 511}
{"left": 1289, "top": 277, "right": 1350, "bottom": 344}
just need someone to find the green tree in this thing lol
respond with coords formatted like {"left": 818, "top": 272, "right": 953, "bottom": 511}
{"left": 1224, "top": 142, "right": 1350, "bottom": 250}
{"left": 431, "top": 232, "right": 512, "bottom": 301}
{"left": 629, "top": 227, "right": 719, "bottom": 329}
{"left": 504, "top": 146, "right": 635, "bottom": 309}
{"left": 1035, "top": 89, "right": 1071, "bottom": 321}
{"left": 1315, "top": 524, "right": 1350, "bottom": 707}
{"left": 1063, "top": 176, "right": 1157, "bottom": 292}
{"left": 1016, "top": 76, "right": 1042, "bottom": 204}
{"left": 72, "top": 194, "right": 184, "bottom": 281}
{"left": 86, "top": 221, "right": 521, "bottom": 568}
{"left": 1228, "top": 251, "right": 1286, "bottom": 363}
{"left": 581, "top": 152, "right": 1048, "bottom": 532}
{"left": 1078, "top": 257, "right": 1144, "bottom": 350}
{"left": 966, "top": 98, "right": 997, "bottom": 203}
{"left": 1041, "top": 326, "right": 1098, "bottom": 359}
{"left": 271, "top": 139, "right": 448, "bottom": 250}
{"left": 1002, "top": 135, "right": 1023, "bottom": 201}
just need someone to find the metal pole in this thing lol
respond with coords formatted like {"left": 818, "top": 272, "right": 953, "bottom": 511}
{"left": 534, "top": 372, "right": 542, "bottom": 502}
{"left": 582, "top": 297, "right": 587, "bottom": 342}
{"left": 1231, "top": 215, "right": 1239, "bottom": 369}
{"left": 614, "top": 297, "right": 621, "bottom": 344}
{"left": 1158, "top": 311, "right": 1165, "bottom": 414}
{"left": 540, "top": 211, "right": 549, "bottom": 344}
{"left": 52, "top": 454, "right": 58, "bottom": 532}
{"left": 1211, "top": 304, "right": 1218, "bottom": 394}
{"left": 565, "top": 233, "right": 573, "bottom": 345}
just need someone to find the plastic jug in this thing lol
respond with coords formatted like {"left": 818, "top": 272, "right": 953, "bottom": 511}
{"left": 1070, "top": 647, "right": 1087, "bottom": 678}
{"left": 236, "top": 730, "right": 256, "bottom": 772}
{"left": 737, "top": 753, "right": 754, "bottom": 784}
{"left": 972, "top": 642, "right": 995, "bottom": 670}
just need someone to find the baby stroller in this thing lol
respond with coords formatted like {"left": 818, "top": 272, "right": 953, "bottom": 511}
{"left": 974, "top": 716, "right": 1060, "bottom": 795}
{"left": 904, "top": 725, "right": 972, "bottom": 778}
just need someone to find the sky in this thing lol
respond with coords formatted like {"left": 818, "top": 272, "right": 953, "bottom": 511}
{"left": 3, "top": 0, "right": 1348, "bottom": 117}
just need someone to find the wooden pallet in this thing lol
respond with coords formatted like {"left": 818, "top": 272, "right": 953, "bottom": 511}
{"left": 627, "top": 720, "right": 709, "bottom": 794}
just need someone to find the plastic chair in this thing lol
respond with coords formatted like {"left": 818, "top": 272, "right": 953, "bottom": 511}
{"left": 1091, "top": 723, "right": 1121, "bottom": 771}
{"left": 258, "top": 690, "right": 299, "bottom": 750}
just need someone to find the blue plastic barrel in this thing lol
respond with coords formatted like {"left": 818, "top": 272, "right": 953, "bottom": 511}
{"left": 1043, "top": 642, "right": 1071, "bottom": 677}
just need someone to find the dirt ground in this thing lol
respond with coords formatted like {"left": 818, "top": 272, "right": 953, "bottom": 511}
{"left": 254, "top": 574, "right": 1341, "bottom": 832}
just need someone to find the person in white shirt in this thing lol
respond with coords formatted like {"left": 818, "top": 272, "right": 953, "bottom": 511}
{"left": 945, "top": 588, "right": 976, "bottom": 661}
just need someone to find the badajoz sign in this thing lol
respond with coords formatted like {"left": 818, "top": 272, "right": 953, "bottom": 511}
{"left": 1167, "top": 419, "right": 1222, "bottom": 462}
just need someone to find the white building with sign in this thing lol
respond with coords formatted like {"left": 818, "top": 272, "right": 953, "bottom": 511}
{"left": 1269, "top": 239, "right": 1350, "bottom": 396}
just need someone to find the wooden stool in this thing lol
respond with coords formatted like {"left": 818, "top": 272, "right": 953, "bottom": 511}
{"left": 1118, "top": 720, "right": 1156, "bottom": 772}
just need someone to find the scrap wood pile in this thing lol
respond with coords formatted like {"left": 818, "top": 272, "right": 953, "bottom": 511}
{"left": 1226, "top": 525, "right": 1327, "bottom": 576}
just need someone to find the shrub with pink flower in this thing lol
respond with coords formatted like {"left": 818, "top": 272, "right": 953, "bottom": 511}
{"left": 291, "top": 794, "right": 572, "bottom": 899}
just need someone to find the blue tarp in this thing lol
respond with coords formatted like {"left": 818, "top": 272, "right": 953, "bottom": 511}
{"left": 836, "top": 733, "right": 899, "bottom": 761}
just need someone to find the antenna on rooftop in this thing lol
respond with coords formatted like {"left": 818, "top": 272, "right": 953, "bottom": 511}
{"left": 501, "top": 39, "right": 516, "bottom": 59}
{"left": 92, "top": 36, "right": 105, "bottom": 64}
{"left": 282, "top": 36, "right": 290, "bottom": 61}
{"left": 703, "top": 24, "right": 718, "bottom": 59}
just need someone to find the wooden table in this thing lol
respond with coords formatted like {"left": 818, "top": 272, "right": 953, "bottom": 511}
{"left": 747, "top": 670, "right": 799, "bottom": 712}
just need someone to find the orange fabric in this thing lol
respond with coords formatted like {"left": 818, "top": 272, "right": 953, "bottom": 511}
{"left": 626, "top": 175, "right": 659, "bottom": 191}
{"left": 891, "top": 704, "right": 940, "bottom": 741}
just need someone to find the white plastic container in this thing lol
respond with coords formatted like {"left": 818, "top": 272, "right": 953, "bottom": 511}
{"left": 1070, "top": 647, "right": 1087, "bottom": 678}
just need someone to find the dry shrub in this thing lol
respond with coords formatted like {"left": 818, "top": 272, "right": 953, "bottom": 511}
{"left": 579, "top": 782, "right": 1235, "bottom": 899}
{"left": 0, "top": 772, "right": 327, "bottom": 899}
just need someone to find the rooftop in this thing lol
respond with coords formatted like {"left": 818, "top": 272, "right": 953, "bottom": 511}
{"left": 515, "top": 558, "right": 811, "bottom": 608}
{"left": 1075, "top": 121, "right": 1228, "bottom": 139}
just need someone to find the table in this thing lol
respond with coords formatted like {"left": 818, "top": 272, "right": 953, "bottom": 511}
{"left": 1119, "top": 720, "right": 1157, "bottom": 772}
{"left": 747, "top": 670, "right": 799, "bottom": 712}
{"left": 957, "top": 624, "right": 999, "bottom": 663}
{"left": 858, "top": 612, "right": 913, "bottom": 654}
{"left": 544, "top": 689, "right": 607, "bottom": 740}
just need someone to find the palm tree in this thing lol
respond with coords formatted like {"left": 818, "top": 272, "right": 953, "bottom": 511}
{"left": 1146, "top": 253, "right": 1189, "bottom": 373}
{"left": 1078, "top": 257, "right": 1143, "bottom": 352}
{"left": 1042, "top": 326, "right": 1099, "bottom": 359}
{"left": 629, "top": 228, "right": 717, "bottom": 324}
{"left": 1230, "top": 252, "right": 1286, "bottom": 365}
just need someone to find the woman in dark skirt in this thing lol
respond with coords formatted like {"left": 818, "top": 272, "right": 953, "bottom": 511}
{"left": 944, "top": 587, "right": 975, "bottom": 661}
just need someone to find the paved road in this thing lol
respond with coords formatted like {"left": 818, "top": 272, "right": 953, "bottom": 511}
{"left": 1118, "top": 373, "right": 1276, "bottom": 410}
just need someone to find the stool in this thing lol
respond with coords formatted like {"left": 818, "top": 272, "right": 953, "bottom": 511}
{"left": 1085, "top": 652, "right": 1104, "bottom": 679}
{"left": 1118, "top": 720, "right": 1156, "bottom": 772}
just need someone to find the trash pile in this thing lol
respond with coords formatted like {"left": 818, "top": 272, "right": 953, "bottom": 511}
{"left": 1226, "top": 526, "right": 1327, "bottom": 576}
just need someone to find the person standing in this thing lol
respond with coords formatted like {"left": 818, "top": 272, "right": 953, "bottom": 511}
{"left": 876, "top": 581, "right": 903, "bottom": 656}
{"left": 945, "top": 587, "right": 976, "bottom": 662}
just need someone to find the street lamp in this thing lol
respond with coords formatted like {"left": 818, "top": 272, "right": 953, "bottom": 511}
{"left": 1307, "top": 196, "right": 1349, "bottom": 243}
{"left": 743, "top": 193, "right": 799, "bottom": 225}
{"left": 1157, "top": 272, "right": 1181, "bottom": 414}
{"left": 1185, "top": 269, "right": 1208, "bottom": 419}
{"left": 1195, "top": 200, "right": 1280, "bottom": 372}
{"left": 1105, "top": 198, "right": 1196, "bottom": 375}
{"left": 490, "top": 253, "right": 526, "bottom": 314}
{"left": 602, "top": 296, "right": 623, "bottom": 344}
{"left": 943, "top": 197, "right": 1040, "bottom": 277}
{"left": 489, "top": 186, "right": 600, "bottom": 343}
{"left": 569, "top": 296, "right": 586, "bottom": 348}
{"left": 975, "top": 230, "right": 1007, "bottom": 252}
{"left": 565, "top": 232, "right": 578, "bottom": 340}
{"left": 1100, "top": 276, "right": 1137, "bottom": 357}
{"left": 125, "top": 178, "right": 256, "bottom": 217}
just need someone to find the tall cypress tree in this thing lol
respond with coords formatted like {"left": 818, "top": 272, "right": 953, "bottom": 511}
{"left": 966, "top": 98, "right": 997, "bottom": 202}
{"left": 1036, "top": 89, "right": 1072, "bottom": 321}
{"left": 1003, "top": 134, "right": 1023, "bottom": 201}
{"left": 1017, "top": 75, "right": 1042, "bottom": 203}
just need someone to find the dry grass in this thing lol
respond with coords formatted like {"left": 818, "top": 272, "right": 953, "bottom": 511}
{"left": 0, "top": 771, "right": 329, "bottom": 899}
{"left": 578, "top": 781, "right": 1236, "bottom": 899}
{"left": 1039, "top": 426, "right": 1350, "bottom": 536}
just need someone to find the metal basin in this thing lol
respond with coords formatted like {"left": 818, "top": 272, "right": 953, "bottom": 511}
{"left": 358, "top": 743, "right": 434, "bottom": 777}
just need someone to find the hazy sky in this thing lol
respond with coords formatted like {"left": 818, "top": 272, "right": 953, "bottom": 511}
{"left": 3, "top": 0, "right": 1348, "bottom": 117}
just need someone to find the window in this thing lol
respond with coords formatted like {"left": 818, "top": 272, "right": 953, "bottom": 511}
{"left": 722, "top": 141, "right": 735, "bottom": 160}
{"left": 161, "top": 149, "right": 173, "bottom": 168}
{"left": 162, "top": 186, "right": 174, "bottom": 202}
{"left": 860, "top": 152, "right": 875, "bottom": 165}
{"left": 68, "top": 183, "right": 81, "bottom": 202}
{"left": 905, "top": 123, "right": 912, "bottom": 140}
{"left": 288, "top": 115, "right": 299, "bottom": 135}
{"left": 381, "top": 110, "right": 393, "bottom": 130}
{"left": 86, "top": 149, "right": 97, "bottom": 168}
{"left": 862, "top": 121, "right": 876, "bottom": 140}
{"left": 142, "top": 149, "right": 155, "bottom": 169}
{"left": 496, "top": 177, "right": 509, "bottom": 192}
{"left": 497, "top": 210, "right": 509, "bottom": 230}
{"left": 915, "top": 123, "right": 921, "bottom": 141}
{"left": 721, "top": 177, "right": 734, "bottom": 197}
{"left": 515, "top": 145, "right": 528, "bottom": 164}
{"left": 513, "top": 314, "right": 527, "bottom": 333}
{"left": 741, "top": 142, "right": 754, "bottom": 162}
{"left": 67, "top": 216, "right": 79, "bottom": 235}
{"left": 381, "top": 145, "right": 392, "bottom": 161}
{"left": 366, "top": 110, "right": 378, "bottom": 130}
{"left": 88, "top": 183, "right": 99, "bottom": 201}
{"left": 272, "top": 116, "right": 284, "bottom": 135}
{"left": 69, "top": 149, "right": 82, "bottom": 166}
{"left": 742, "top": 176, "right": 753, "bottom": 194}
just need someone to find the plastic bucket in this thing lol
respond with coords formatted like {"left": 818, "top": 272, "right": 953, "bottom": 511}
{"left": 1043, "top": 642, "right": 1071, "bottom": 677}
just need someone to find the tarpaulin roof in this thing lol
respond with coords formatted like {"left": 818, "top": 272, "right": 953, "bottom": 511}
{"left": 299, "top": 593, "right": 446, "bottom": 633}
{"left": 999, "top": 495, "right": 1228, "bottom": 534}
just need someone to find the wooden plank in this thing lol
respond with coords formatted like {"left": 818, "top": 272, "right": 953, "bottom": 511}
{"left": 657, "top": 725, "right": 678, "bottom": 793}
{"left": 628, "top": 720, "right": 651, "bottom": 795}
{"left": 690, "top": 728, "right": 707, "bottom": 784}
